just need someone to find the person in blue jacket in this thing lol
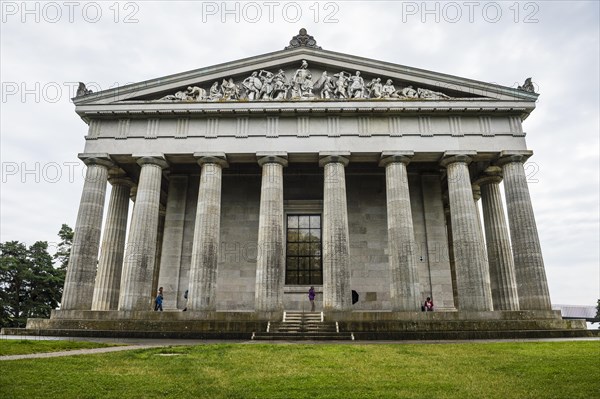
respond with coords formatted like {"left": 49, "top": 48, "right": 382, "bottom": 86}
{"left": 155, "top": 287, "right": 164, "bottom": 311}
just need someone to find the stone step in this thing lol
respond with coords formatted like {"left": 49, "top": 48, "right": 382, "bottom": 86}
{"left": 252, "top": 332, "right": 353, "bottom": 341}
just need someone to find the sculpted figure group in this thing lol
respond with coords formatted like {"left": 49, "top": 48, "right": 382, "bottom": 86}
{"left": 160, "top": 60, "right": 454, "bottom": 102}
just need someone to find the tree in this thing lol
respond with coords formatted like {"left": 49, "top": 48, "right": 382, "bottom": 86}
{"left": 595, "top": 299, "right": 600, "bottom": 324}
{"left": 0, "top": 225, "right": 70, "bottom": 328}
{"left": 54, "top": 223, "right": 73, "bottom": 271}
{"left": 0, "top": 241, "right": 29, "bottom": 327}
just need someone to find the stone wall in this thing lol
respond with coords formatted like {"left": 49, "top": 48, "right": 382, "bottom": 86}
{"left": 158, "top": 163, "right": 456, "bottom": 311}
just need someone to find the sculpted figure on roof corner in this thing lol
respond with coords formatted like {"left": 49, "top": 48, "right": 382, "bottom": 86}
{"left": 517, "top": 77, "right": 535, "bottom": 93}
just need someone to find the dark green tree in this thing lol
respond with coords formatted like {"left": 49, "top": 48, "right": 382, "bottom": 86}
{"left": 54, "top": 223, "right": 74, "bottom": 270}
{"left": 595, "top": 299, "right": 600, "bottom": 323}
{"left": 0, "top": 225, "right": 70, "bottom": 328}
{"left": 27, "top": 241, "right": 64, "bottom": 320}
{"left": 0, "top": 241, "right": 29, "bottom": 327}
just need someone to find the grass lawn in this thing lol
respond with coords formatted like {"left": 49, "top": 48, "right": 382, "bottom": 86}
{"left": 0, "top": 339, "right": 119, "bottom": 356}
{"left": 1, "top": 341, "right": 598, "bottom": 398}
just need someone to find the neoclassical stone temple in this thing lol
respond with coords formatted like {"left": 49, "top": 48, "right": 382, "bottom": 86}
{"left": 15, "top": 30, "right": 588, "bottom": 339}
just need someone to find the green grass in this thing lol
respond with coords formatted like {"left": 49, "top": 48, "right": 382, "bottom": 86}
{"left": 0, "top": 339, "right": 118, "bottom": 356}
{"left": 1, "top": 342, "right": 598, "bottom": 398}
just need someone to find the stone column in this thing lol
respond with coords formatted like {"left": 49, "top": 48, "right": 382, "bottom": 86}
{"left": 472, "top": 183, "right": 493, "bottom": 308}
{"left": 91, "top": 174, "right": 134, "bottom": 311}
{"left": 61, "top": 154, "right": 113, "bottom": 311}
{"left": 255, "top": 153, "right": 288, "bottom": 313}
{"left": 379, "top": 151, "right": 422, "bottom": 311}
{"left": 118, "top": 155, "right": 168, "bottom": 311}
{"left": 472, "top": 184, "right": 485, "bottom": 241}
{"left": 497, "top": 151, "right": 551, "bottom": 310}
{"left": 157, "top": 176, "right": 189, "bottom": 310}
{"left": 151, "top": 205, "right": 167, "bottom": 299}
{"left": 443, "top": 199, "right": 459, "bottom": 307}
{"left": 319, "top": 152, "right": 352, "bottom": 312}
{"left": 187, "top": 153, "right": 228, "bottom": 311}
{"left": 475, "top": 167, "right": 520, "bottom": 310}
{"left": 440, "top": 151, "right": 492, "bottom": 311}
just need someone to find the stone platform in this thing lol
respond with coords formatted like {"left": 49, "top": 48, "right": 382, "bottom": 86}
{"left": 0, "top": 310, "right": 591, "bottom": 340}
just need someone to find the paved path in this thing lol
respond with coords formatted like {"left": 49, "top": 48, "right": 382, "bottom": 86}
{"left": 1, "top": 336, "right": 597, "bottom": 361}
{"left": 0, "top": 344, "right": 164, "bottom": 361}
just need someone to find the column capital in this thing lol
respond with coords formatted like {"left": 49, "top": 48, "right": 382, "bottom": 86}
{"left": 319, "top": 151, "right": 350, "bottom": 167}
{"left": 379, "top": 151, "right": 414, "bottom": 167}
{"left": 193, "top": 152, "right": 229, "bottom": 167}
{"left": 496, "top": 150, "right": 533, "bottom": 166}
{"left": 439, "top": 150, "right": 477, "bottom": 168}
{"left": 108, "top": 176, "right": 135, "bottom": 188}
{"left": 134, "top": 154, "right": 169, "bottom": 169}
{"left": 78, "top": 153, "right": 114, "bottom": 168}
{"left": 257, "top": 152, "right": 288, "bottom": 167}
{"left": 129, "top": 186, "right": 138, "bottom": 201}
{"left": 474, "top": 166, "right": 503, "bottom": 186}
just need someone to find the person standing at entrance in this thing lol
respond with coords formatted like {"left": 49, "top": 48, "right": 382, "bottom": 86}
{"left": 155, "top": 287, "right": 164, "bottom": 311}
{"left": 308, "top": 286, "right": 316, "bottom": 312}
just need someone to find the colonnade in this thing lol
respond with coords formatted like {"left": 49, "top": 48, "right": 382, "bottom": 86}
{"left": 61, "top": 150, "right": 551, "bottom": 313}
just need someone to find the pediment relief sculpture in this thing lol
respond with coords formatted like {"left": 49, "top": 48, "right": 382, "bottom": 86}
{"left": 157, "top": 61, "right": 457, "bottom": 103}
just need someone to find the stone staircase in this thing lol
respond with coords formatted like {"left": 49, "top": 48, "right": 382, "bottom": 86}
{"left": 252, "top": 311, "right": 353, "bottom": 341}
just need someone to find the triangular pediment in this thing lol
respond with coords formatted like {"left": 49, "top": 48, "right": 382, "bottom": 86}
{"left": 74, "top": 34, "right": 538, "bottom": 110}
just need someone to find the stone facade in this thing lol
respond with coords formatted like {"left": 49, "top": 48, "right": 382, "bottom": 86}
{"left": 59, "top": 31, "right": 553, "bottom": 319}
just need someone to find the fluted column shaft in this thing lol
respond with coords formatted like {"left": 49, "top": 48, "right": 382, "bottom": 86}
{"left": 61, "top": 155, "right": 113, "bottom": 310}
{"left": 118, "top": 156, "right": 168, "bottom": 311}
{"left": 477, "top": 170, "right": 519, "bottom": 310}
{"left": 380, "top": 152, "right": 422, "bottom": 311}
{"left": 92, "top": 177, "right": 133, "bottom": 310}
{"left": 152, "top": 206, "right": 167, "bottom": 299}
{"left": 255, "top": 154, "right": 287, "bottom": 312}
{"left": 498, "top": 152, "right": 551, "bottom": 310}
{"left": 320, "top": 153, "right": 352, "bottom": 312}
{"left": 188, "top": 154, "right": 228, "bottom": 311}
{"left": 472, "top": 184, "right": 493, "bottom": 308}
{"left": 441, "top": 153, "right": 493, "bottom": 311}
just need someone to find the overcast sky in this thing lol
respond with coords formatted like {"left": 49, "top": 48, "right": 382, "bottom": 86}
{"left": 1, "top": 1, "right": 598, "bottom": 307}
